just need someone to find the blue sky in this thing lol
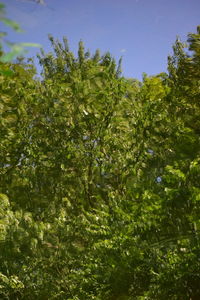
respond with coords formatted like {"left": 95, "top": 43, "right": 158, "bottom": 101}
{"left": 1, "top": 0, "right": 200, "bottom": 79}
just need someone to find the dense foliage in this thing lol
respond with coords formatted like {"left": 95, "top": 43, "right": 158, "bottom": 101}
{"left": 0, "top": 26, "right": 200, "bottom": 299}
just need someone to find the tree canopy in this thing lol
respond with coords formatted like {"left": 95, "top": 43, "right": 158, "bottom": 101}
{"left": 0, "top": 26, "right": 200, "bottom": 299}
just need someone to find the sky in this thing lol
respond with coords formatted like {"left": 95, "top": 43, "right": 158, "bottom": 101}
{"left": 1, "top": 0, "right": 200, "bottom": 80}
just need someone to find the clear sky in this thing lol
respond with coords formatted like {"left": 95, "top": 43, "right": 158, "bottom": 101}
{"left": 1, "top": 0, "right": 200, "bottom": 80}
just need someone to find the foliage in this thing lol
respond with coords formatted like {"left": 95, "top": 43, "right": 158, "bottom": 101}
{"left": 0, "top": 2, "right": 41, "bottom": 76}
{"left": 0, "top": 27, "right": 200, "bottom": 299}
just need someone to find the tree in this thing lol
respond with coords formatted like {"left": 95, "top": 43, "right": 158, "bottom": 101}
{"left": 0, "top": 28, "right": 200, "bottom": 299}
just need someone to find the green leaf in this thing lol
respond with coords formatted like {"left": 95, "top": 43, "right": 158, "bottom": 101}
{"left": 19, "top": 42, "right": 42, "bottom": 48}
{"left": 1, "top": 17, "right": 23, "bottom": 32}
{"left": 0, "top": 48, "right": 23, "bottom": 62}
{"left": 0, "top": 68, "right": 14, "bottom": 76}
{"left": 0, "top": 3, "right": 5, "bottom": 9}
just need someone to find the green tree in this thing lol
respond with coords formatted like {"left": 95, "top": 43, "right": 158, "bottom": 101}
{"left": 0, "top": 27, "right": 200, "bottom": 299}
